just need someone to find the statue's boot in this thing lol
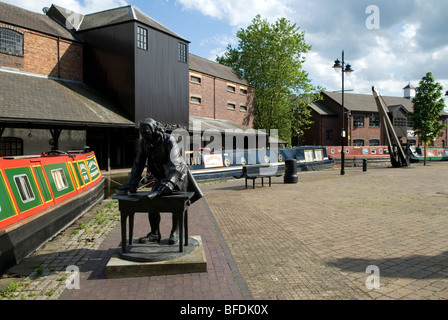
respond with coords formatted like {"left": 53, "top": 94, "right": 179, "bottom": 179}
{"left": 138, "top": 212, "right": 161, "bottom": 243}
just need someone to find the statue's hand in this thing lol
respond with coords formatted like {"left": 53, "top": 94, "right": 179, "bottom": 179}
{"left": 159, "top": 181, "right": 174, "bottom": 195}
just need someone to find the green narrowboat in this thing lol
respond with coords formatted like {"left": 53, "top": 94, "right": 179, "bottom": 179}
{"left": 409, "top": 146, "right": 448, "bottom": 162}
{"left": 0, "top": 151, "right": 104, "bottom": 274}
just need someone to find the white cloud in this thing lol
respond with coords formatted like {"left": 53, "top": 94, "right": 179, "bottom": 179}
{"left": 176, "top": 0, "right": 295, "bottom": 27}
{"left": 199, "top": 34, "right": 239, "bottom": 60}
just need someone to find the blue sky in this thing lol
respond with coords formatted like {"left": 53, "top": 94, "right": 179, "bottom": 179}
{"left": 4, "top": 0, "right": 448, "bottom": 107}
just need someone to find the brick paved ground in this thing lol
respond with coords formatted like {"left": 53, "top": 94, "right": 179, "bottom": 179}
{"left": 2, "top": 161, "right": 448, "bottom": 301}
{"left": 58, "top": 196, "right": 249, "bottom": 300}
{"left": 204, "top": 162, "right": 448, "bottom": 300}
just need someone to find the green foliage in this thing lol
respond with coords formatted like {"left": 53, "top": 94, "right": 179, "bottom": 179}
{"left": 216, "top": 15, "right": 322, "bottom": 144}
{"left": 0, "top": 281, "right": 21, "bottom": 299}
{"left": 409, "top": 72, "right": 446, "bottom": 164}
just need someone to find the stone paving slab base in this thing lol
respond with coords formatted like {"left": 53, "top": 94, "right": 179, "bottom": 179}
{"left": 106, "top": 236, "right": 207, "bottom": 278}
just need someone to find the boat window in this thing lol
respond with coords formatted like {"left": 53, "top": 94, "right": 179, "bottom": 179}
{"left": 314, "top": 149, "right": 323, "bottom": 161}
{"left": 14, "top": 174, "right": 35, "bottom": 203}
{"left": 51, "top": 169, "right": 69, "bottom": 191}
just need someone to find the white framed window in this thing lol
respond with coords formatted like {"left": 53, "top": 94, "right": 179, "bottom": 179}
{"left": 227, "top": 103, "right": 236, "bottom": 110}
{"left": 227, "top": 85, "right": 236, "bottom": 93}
{"left": 137, "top": 26, "right": 148, "bottom": 50}
{"left": 14, "top": 174, "right": 35, "bottom": 203}
{"left": 178, "top": 42, "right": 187, "bottom": 62}
{"left": 190, "top": 75, "right": 201, "bottom": 84}
{"left": 51, "top": 169, "right": 69, "bottom": 191}
{"left": 190, "top": 96, "right": 202, "bottom": 104}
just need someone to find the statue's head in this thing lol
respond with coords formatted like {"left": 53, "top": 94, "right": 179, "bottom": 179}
{"left": 139, "top": 118, "right": 165, "bottom": 144}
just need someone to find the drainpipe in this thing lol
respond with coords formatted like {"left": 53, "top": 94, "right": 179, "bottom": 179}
{"left": 213, "top": 77, "right": 216, "bottom": 119}
{"left": 57, "top": 37, "right": 61, "bottom": 78}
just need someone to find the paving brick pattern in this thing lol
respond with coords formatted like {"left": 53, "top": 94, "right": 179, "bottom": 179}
{"left": 3, "top": 162, "right": 448, "bottom": 300}
{"left": 205, "top": 162, "right": 448, "bottom": 300}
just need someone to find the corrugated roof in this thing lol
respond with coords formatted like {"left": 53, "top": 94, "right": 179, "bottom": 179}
{"left": 189, "top": 116, "right": 287, "bottom": 144}
{"left": 77, "top": 5, "right": 188, "bottom": 41}
{"left": 0, "top": 2, "right": 79, "bottom": 41}
{"left": 189, "top": 54, "right": 249, "bottom": 86}
{"left": 189, "top": 116, "right": 258, "bottom": 133}
{"left": 0, "top": 69, "right": 134, "bottom": 128}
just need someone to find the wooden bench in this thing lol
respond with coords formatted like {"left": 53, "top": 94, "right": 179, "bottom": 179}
{"left": 233, "top": 164, "right": 282, "bottom": 189}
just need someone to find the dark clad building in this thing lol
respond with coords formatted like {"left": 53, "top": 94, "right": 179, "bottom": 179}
{"left": 49, "top": 5, "right": 190, "bottom": 127}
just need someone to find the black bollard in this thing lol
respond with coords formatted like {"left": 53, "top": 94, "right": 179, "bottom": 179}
{"left": 284, "top": 159, "right": 298, "bottom": 183}
{"left": 363, "top": 158, "right": 367, "bottom": 172}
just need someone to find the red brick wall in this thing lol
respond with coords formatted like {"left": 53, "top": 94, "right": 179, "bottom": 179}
{"left": 0, "top": 23, "right": 83, "bottom": 81}
{"left": 349, "top": 112, "right": 383, "bottom": 146}
{"left": 309, "top": 94, "right": 448, "bottom": 147}
{"left": 189, "top": 71, "right": 254, "bottom": 127}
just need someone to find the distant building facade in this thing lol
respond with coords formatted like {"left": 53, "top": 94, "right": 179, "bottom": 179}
{"left": 305, "top": 87, "right": 448, "bottom": 148}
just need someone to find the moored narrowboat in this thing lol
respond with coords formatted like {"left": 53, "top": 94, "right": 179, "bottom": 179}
{"left": 0, "top": 151, "right": 104, "bottom": 274}
{"left": 187, "top": 146, "right": 335, "bottom": 181}
{"left": 409, "top": 146, "right": 448, "bottom": 162}
{"left": 325, "top": 146, "right": 391, "bottom": 161}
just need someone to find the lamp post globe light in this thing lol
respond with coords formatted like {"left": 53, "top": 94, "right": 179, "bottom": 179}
{"left": 332, "top": 50, "right": 354, "bottom": 175}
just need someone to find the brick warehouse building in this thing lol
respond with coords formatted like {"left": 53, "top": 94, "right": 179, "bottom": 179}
{"left": 189, "top": 54, "right": 254, "bottom": 128}
{"left": 0, "top": 6, "right": 83, "bottom": 81}
{"left": 305, "top": 89, "right": 448, "bottom": 148}
{"left": 0, "top": 2, "right": 256, "bottom": 169}
{"left": 0, "top": 2, "right": 136, "bottom": 171}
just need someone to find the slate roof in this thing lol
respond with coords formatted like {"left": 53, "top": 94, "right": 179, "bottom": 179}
{"left": 0, "top": 2, "right": 79, "bottom": 42}
{"left": 189, "top": 54, "right": 249, "bottom": 86}
{"left": 323, "top": 91, "right": 448, "bottom": 116}
{"left": 309, "top": 100, "right": 338, "bottom": 116}
{"left": 0, "top": 69, "right": 134, "bottom": 128}
{"left": 324, "top": 91, "right": 415, "bottom": 113}
{"left": 77, "top": 5, "right": 188, "bottom": 41}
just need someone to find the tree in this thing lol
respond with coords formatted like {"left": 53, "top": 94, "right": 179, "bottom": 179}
{"left": 216, "top": 15, "right": 321, "bottom": 144}
{"left": 409, "top": 72, "right": 446, "bottom": 165}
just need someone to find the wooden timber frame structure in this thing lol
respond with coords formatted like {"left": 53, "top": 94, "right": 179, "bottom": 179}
{"left": 372, "top": 86, "right": 409, "bottom": 168}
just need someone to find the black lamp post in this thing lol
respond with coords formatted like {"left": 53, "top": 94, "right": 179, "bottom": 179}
{"left": 333, "top": 50, "right": 353, "bottom": 175}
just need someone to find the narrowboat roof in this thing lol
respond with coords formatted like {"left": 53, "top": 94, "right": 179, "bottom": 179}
{"left": 0, "top": 2, "right": 80, "bottom": 42}
{"left": 0, "top": 68, "right": 135, "bottom": 129}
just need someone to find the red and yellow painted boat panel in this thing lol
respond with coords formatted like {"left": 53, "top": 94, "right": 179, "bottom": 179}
{"left": 0, "top": 152, "right": 102, "bottom": 230}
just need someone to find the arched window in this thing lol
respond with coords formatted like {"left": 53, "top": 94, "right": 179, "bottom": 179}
{"left": 0, "top": 137, "right": 24, "bottom": 156}
{"left": 0, "top": 28, "right": 24, "bottom": 55}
